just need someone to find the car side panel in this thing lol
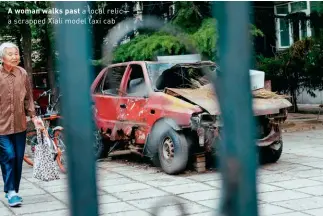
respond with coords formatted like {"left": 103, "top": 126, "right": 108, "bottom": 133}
{"left": 91, "top": 65, "right": 127, "bottom": 138}
{"left": 93, "top": 94, "right": 120, "bottom": 134}
{"left": 92, "top": 61, "right": 203, "bottom": 145}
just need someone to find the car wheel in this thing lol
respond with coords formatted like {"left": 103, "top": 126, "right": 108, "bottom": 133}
{"left": 158, "top": 130, "right": 189, "bottom": 175}
{"left": 209, "top": 128, "right": 223, "bottom": 168}
{"left": 148, "top": 120, "right": 189, "bottom": 175}
{"left": 211, "top": 129, "right": 260, "bottom": 168}
{"left": 93, "top": 130, "right": 105, "bottom": 159}
{"left": 259, "top": 137, "right": 283, "bottom": 164}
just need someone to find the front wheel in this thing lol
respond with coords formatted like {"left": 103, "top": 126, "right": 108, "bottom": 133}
{"left": 159, "top": 131, "right": 189, "bottom": 175}
{"left": 149, "top": 120, "right": 189, "bottom": 175}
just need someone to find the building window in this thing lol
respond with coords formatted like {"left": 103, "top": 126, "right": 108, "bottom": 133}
{"left": 310, "top": 1, "right": 323, "bottom": 13}
{"left": 279, "top": 18, "right": 290, "bottom": 47}
{"left": 291, "top": 1, "right": 307, "bottom": 12}
{"left": 275, "top": 1, "right": 311, "bottom": 49}
{"left": 276, "top": 4, "right": 288, "bottom": 14}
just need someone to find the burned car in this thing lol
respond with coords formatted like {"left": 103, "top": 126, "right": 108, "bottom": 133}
{"left": 91, "top": 61, "right": 292, "bottom": 174}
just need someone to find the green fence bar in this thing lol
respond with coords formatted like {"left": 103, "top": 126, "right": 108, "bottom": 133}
{"left": 54, "top": 2, "right": 99, "bottom": 216}
{"left": 213, "top": 2, "right": 259, "bottom": 216}
{"left": 50, "top": 1, "right": 258, "bottom": 216}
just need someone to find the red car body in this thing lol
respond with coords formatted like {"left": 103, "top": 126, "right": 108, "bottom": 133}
{"left": 91, "top": 61, "right": 292, "bottom": 174}
{"left": 91, "top": 61, "right": 204, "bottom": 143}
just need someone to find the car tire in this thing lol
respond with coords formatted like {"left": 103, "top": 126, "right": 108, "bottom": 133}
{"left": 93, "top": 130, "right": 105, "bottom": 159}
{"left": 158, "top": 130, "right": 189, "bottom": 175}
{"left": 149, "top": 120, "right": 189, "bottom": 175}
{"left": 209, "top": 128, "right": 223, "bottom": 168}
{"left": 211, "top": 130, "right": 260, "bottom": 168}
{"left": 151, "top": 152, "right": 161, "bottom": 168}
{"left": 259, "top": 137, "right": 283, "bottom": 164}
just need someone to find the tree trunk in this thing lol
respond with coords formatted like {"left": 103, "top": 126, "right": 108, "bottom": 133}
{"left": 291, "top": 89, "right": 298, "bottom": 113}
{"left": 44, "top": 22, "right": 56, "bottom": 92}
{"left": 19, "top": 15, "right": 33, "bottom": 87}
{"left": 15, "top": 33, "right": 24, "bottom": 68}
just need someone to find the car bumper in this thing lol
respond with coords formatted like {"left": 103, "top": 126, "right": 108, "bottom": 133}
{"left": 257, "top": 126, "right": 281, "bottom": 147}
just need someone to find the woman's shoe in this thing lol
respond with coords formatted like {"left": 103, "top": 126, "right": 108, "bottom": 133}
{"left": 5, "top": 193, "right": 23, "bottom": 202}
{"left": 8, "top": 195, "right": 22, "bottom": 207}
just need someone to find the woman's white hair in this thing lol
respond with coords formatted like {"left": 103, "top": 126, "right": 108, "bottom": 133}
{"left": 0, "top": 42, "right": 19, "bottom": 58}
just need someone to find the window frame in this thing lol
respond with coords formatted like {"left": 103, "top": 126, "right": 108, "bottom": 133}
{"left": 93, "top": 69, "right": 106, "bottom": 94}
{"left": 124, "top": 63, "right": 150, "bottom": 98}
{"left": 274, "top": 1, "right": 311, "bottom": 50}
{"left": 97, "top": 65, "right": 127, "bottom": 96}
{"left": 120, "top": 63, "right": 151, "bottom": 98}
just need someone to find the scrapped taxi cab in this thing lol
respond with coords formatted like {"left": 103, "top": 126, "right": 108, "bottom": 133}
{"left": 91, "top": 61, "right": 292, "bottom": 174}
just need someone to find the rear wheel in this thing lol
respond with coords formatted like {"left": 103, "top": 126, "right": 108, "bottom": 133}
{"left": 259, "top": 138, "right": 283, "bottom": 164}
{"left": 24, "top": 130, "right": 38, "bottom": 166}
{"left": 93, "top": 130, "right": 105, "bottom": 159}
{"left": 54, "top": 129, "right": 105, "bottom": 174}
{"left": 53, "top": 129, "right": 67, "bottom": 173}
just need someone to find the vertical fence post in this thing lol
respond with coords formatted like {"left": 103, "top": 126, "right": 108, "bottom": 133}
{"left": 54, "top": 2, "right": 99, "bottom": 216}
{"left": 213, "top": 2, "right": 259, "bottom": 216}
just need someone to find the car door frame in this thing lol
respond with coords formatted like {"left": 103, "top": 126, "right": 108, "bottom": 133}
{"left": 91, "top": 64, "right": 128, "bottom": 137}
{"left": 115, "top": 62, "right": 153, "bottom": 143}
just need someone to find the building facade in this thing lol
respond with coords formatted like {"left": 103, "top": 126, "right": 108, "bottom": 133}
{"left": 274, "top": 1, "right": 323, "bottom": 105}
{"left": 274, "top": 1, "right": 323, "bottom": 49}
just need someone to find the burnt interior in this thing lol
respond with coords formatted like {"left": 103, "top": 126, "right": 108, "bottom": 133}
{"left": 200, "top": 114, "right": 216, "bottom": 123}
{"left": 126, "top": 64, "right": 149, "bottom": 97}
{"left": 155, "top": 65, "right": 213, "bottom": 91}
{"left": 100, "top": 66, "right": 126, "bottom": 95}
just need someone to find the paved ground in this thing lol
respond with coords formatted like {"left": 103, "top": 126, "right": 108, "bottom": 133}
{"left": 281, "top": 113, "right": 323, "bottom": 133}
{"left": 1, "top": 129, "right": 323, "bottom": 216}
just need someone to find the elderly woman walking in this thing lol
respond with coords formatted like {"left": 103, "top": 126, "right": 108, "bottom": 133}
{"left": 0, "top": 42, "right": 41, "bottom": 207}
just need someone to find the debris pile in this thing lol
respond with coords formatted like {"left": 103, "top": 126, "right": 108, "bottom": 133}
{"left": 172, "top": 66, "right": 290, "bottom": 100}
{"left": 253, "top": 89, "right": 290, "bottom": 99}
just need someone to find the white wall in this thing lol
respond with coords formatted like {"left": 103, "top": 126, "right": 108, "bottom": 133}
{"left": 297, "top": 89, "right": 323, "bottom": 104}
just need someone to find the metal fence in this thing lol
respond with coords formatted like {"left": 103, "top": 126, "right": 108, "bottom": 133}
{"left": 54, "top": 1, "right": 258, "bottom": 216}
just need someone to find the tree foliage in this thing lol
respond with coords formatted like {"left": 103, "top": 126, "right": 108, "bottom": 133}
{"left": 113, "top": 33, "right": 187, "bottom": 62}
{"left": 112, "top": 16, "right": 264, "bottom": 63}
{"left": 172, "top": 1, "right": 210, "bottom": 34}
{"left": 256, "top": 38, "right": 323, "bottom": 111}
{"left": 0, "top": 1, "right": 265, "bottom": 89}
{"left": 191, "top": 18, "right": 217, "bottom": 61}
{"left": 257, "top": 9, "right": 323, "bottom": 111}
{"left": 0, "top": 1, "right": 133, "bottom": 86}
{"left": 89, "top": 2, "right": 134, "bottom": 59}
{"left": 111, "top": 0, "right": 264, "bottom": 63}
{"left": 0, "top": 1, "right": 51, "bottom": 84}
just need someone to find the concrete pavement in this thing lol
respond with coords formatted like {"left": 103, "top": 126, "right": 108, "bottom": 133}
{"left": 1, "top": 129, "right": 323, "bottom": 216}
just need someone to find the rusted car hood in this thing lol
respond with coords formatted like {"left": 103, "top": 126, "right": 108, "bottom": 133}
{"left": 165, "top": 87, "right": 292, "bottom": 116}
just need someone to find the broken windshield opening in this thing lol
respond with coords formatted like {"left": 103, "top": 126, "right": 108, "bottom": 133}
{"left": 146, "top": 62, "right": 217, "bottom": 91}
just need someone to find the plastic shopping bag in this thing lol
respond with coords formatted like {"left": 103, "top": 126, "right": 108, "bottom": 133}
{"left": 33, "top": 119, "right": 60, "bottom": 181}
